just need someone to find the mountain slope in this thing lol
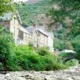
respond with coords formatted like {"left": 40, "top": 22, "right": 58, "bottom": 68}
{"left": 16, "top": 0, "right": 50, "bottom": 26}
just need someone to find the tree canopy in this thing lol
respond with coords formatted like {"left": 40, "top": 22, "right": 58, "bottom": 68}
{"left": 0, "top": 0, "right": 14, "bottom": 15}
{"left": 16, "top": 0, "right": 51, "bottom": 26}
{"left": 49, "top": 0, "right": 80, "bottom": 38}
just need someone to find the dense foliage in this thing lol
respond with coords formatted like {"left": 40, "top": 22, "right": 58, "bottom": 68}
{"left": 0, "top": 27, "right": 75, "bottom": 71}
{"left": 0, "top": 27, "right": 18, "bottom": 71}
{"left": 47, "top": 0, "right": 80, "bottom": 53}
{"left": 0, "top": 0, "right": 14, "bottom": 15}
{"left": 14, "top": 45, "right": 76, "bottom": 71}
{"left": 16, "top": 0, "right": 80, "bottom": 55}
{"left": 16, "top": 0, "right": 50, "bottom": 26}
{"left": 37, "top": 47, "right": 50, "bottom": 56}
{"left": 0, "top": 0, "right": 79, "bottom": 71}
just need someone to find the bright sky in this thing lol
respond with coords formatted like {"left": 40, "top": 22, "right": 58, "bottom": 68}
{"left": 13, "top": 0, "right": 28, "bottom": 3}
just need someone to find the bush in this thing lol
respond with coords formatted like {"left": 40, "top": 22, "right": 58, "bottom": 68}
{"left": 54, "top": 38, "right": 64, "bottom": 51}
{"left": 65, "top": 59, "right": 78, "bottom": 67}
{"left": 39, "top": 55, "right": 66, "bottom": 70}
{"left": 0, "top": 26, "right": 74, "bottom": 71}
{"left": 64, "top": 41, "right": 74, "bottom": 50}
{"left": 28, "top": 42, "right": 34, "bottom": 47}
{"left": 37, "top": 47, "right": 50, "bottom": 56}
{"left": 14, "top": 45, "right": 67, "bottom": 71}
{"left": 0, "top": 26, "right": 18, "bottom": 71}
{"left": 59, "top": 52, "right": 77, "bottom": 67}
{"left": 71, "top": 35, "right": 80, "bottom": 60}
{"left": 71, "top": 35, "right": 80, "bottom": 52}
{"left": 14, "top": 45, "right": 39, "bottom": 70}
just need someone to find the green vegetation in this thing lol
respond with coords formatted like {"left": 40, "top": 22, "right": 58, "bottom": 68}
{"left": 37, "top": 47, "right": 50, "bottom": 56}
{"left": 16, "top": 0, "right": 50, "bottom": 26}
{"left": 54, "top": 38, "right": 64, "bottom": 51}
{"left": 59, "top": 52, "right": 78, "bottom": 66}
{"left": 48, "top": 0, "right": 80, "bottom": 53}
{"left": 16, "top": 0, "right": 80, "bottom": 56}
{"left": 46, "top": 0, "right": 80, "bottom": 63}
{"left": 0, "top": 26, "right": 76, "bottom": 71}
{"left": 0, "top": 26, "right": 18, "bottom": 71}
{"left": 0, "top": 0, "right": 80, "bottom": 71}
{"left": 14, "top": 45, "right": 77, "bottom": 70}
{"left": 0, "top": 0, "right": 14, "bottom": 15}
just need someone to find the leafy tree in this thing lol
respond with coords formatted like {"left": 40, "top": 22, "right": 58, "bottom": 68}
{"left": 47, "top": 0, "right": 80, "bottom": 62}
{"left": 0, "top": 26, "right": 15, "bottom": 71}
{"left": 54, "top": 38, "right": 64, "bottom": 51}
{"left": 64, "top": 41, "right": 74, "bottom": 50}
{"left": 0, "top": 0, "right": 14, "bottom": 15}
{"left": 14, "top": 45, "right": 68, "bottom": 70}
{"left": 48, "top": 0, "right": 80, "bottom": 37}
{"left": 37, "top": 47, "right": 50, "bottom": 56}
{"left": 16, "top": 0, "right": 51, "bottom": 26}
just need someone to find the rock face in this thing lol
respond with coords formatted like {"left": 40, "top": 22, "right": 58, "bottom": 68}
{"left": 0, "top": 65, "right": 80, "bottom": 80}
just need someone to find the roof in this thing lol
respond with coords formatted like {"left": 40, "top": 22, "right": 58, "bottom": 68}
{"left": 0, "top": 12, "right": 13, "bottom": 21}
{"left": 26, "top": 26, "right": 35, "bottom": 33}
{"left": 26, "top": 26, "right": 53, "bottom": 38}
{"left": 20, "top": 27, "right": 31, "bottom": 34}
{"left": 0, "top": 11, "right": 22, "bottom": 24}
{"left": 37, "top": 29, "right": 49, "bottom": 37}
{"left": 16, "top": 11, "right": 22, "bottom": 24}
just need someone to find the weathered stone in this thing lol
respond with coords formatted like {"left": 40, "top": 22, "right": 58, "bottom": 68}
{"left": 67, "top": 77, "right": 73, "bottom": 80}
{"left": 44, "top": 76, "right": 55, "bottom": 80}
{"left": 72, "top": 76, "right": 80, "bottom": 80}
{"left": 0, "top": 65, "right": 80, "bottom": 80}
{"left": 34, "top": 76, "right": 43, "bottom": 80}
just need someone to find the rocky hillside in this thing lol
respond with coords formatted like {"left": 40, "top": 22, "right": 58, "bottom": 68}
{"left": 16, "top": 0, "right": 50, "bottom": 26}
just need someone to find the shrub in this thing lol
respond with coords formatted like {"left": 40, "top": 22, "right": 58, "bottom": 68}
{"left": 20, "top": 53, "right": 40, "bottom": 70}
{"left": 71, "top": 35, "right": 80, "bottom": 53}
{"left": 37, "top": 47, "right": 50, "bottom": 56}
{"left": 54, "top": 38, "right": 64, "bottom": 51}
{"left": 15, "top": 45, "right": 67, "bottom": 71}
{"left": 64, "top": 41, "right": 74, "bottom": 50}
{"left": 59, "top": 52, "right": 77, "bottom": 67}
{"left": 14, "top": 45, "right": 39, "bottom": 70}
{"left": 0, "top": 27, "right": 74, "bottom": 71}
{"left": 0, "top": 26, "right": 18, "bottom": 71}
{"left": 41, "top": 55, "right": 67, "bottom": 70}
{"left": 65, "top": 59, "right": 78, "bottom": 67}
{"left": 28, "top": 42, "right": 34, "bottom": 47}
{"left": 71, "top": 35, "right": 80, "bottom": 60}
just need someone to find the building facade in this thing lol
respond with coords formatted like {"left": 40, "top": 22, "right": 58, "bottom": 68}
{"left": 26, "top": 26, "right": 54, "bottom": 51}
{"left": 0, "top": 12, "right": 54, "bottom": 52}
{"left": 0, "top": 12, "right": 31, "bottom": 45}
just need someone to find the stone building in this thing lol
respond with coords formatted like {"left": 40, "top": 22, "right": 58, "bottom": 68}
{"left": 26, "top": 26, "right": 54, "bottom": 51}
{"left": 0, "top": 12, "right": 54, "bottom": 51}
{"left": 0, "top": 11, "right": 31, "bottom": 45}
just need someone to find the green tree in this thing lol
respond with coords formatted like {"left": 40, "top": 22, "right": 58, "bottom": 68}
{"left": 16, "top": 0, "right": 51, "bottom": 26}
{"left": 37, "top": 47, "right": 50, "bottom": 56}
{"left": 47, "top": 0, "right": 80, "bottom": 62}
{"left": 0, "top": 0, "right": 14, "bottom": 15}
{"left": 0, "top": 26, "right": 15, "bottom": 71}
{"left": 64, "top": 41, "right": 74, "bottom": 50}
{"left": 48, "top": 0, "right": 80, "bottom": 37}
